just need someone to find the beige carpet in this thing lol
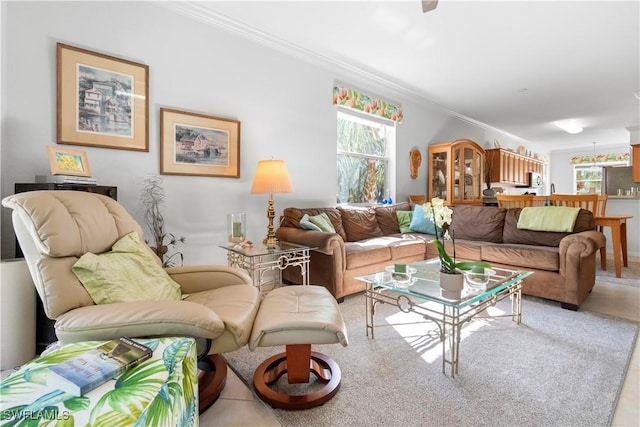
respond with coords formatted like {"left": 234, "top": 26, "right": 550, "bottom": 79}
{"left": 224, "top": 292, "right": 639, "bottom": 427}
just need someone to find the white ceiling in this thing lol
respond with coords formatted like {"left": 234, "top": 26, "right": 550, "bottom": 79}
{"left": 166, "top": 1, "right": 640, "bottom": 151}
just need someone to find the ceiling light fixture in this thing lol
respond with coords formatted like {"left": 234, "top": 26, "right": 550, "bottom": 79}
{"left": 635, "top": 90, "right": 640, "bottom": 100}
{"left": 422, "top": 0, "right": 438, "bottom": 13}
{"left": 555, "top": 119, "right": 583, "bottom": 134}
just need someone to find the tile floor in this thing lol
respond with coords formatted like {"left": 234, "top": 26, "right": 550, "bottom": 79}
{"left": 202, "top": 265, "right": 640, "bottom": 427}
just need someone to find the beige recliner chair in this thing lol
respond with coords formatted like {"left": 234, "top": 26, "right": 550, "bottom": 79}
{"left": 2, "top": 190, "right": 261, "bottom": 411}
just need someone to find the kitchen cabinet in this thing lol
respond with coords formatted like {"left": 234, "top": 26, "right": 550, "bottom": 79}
{"left": 632, "top": 144, "right": 640, "bottom": 182}
{"left": 485, "top": 148, "right": 544, "bottom": 186}
{"left": 428, "top": 139, "right": 484, "bottom": 206}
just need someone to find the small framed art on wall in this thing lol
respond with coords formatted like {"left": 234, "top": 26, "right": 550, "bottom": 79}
{"left": 47, "top": 145, "right": 92, "bottom": 177}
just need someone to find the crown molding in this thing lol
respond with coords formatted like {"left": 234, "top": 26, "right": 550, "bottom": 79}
{"left": 155, "top": 1, "right": 530, "bottom": 144}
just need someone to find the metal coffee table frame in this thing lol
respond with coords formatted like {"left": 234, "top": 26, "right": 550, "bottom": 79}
{"left": 357, "top": 260, "right": 532, "bottom": 377}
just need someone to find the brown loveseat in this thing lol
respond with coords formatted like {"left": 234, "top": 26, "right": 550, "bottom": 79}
{"left": 275, "top": 202, "right": 605, "bottom": 310}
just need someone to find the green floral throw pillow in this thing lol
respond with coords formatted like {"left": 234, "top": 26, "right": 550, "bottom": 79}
{"left": 72, "top": 232, "right": 182, "bottom": 304}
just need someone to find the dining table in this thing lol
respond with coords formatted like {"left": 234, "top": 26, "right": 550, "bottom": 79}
{"left": 595, "top": 214, "right": 633, "bottom": 278}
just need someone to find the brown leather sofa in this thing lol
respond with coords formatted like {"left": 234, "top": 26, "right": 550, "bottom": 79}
{"left": 275, "top": 203, "right": 605, "bottom": 310}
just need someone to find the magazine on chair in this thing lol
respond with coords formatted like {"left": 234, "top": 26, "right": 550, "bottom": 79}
{"left": 47, "top": 337, "right": 153, "bottom": 396}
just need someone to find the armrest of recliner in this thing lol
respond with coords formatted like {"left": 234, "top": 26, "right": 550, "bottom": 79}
{"left": 54, "top": 300, "right": 225, "bottom": 344}
{"left": 166, "top": 265, "right": 253, "bottom": 293}
{"left": 275, "top": 226, "right": 344, "bottom": 255}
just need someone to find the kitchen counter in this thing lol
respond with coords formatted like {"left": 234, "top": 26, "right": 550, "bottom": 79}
{"left": 607, "top": 195, "right": 640, "bottom": 200}
{"left": 602, "top": 197, "right": 640, "bottom": 259}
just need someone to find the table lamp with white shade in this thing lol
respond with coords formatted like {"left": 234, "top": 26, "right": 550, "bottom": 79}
{"left": 250, "top": 159, "right": 293, "bottom": 248}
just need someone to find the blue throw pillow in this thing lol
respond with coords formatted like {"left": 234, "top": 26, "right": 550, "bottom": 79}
{"left": 300, "top": 214, "right": 323, "bottom": 231}
{"left": 409, "top": 204, "right": 440, "bottom": 235}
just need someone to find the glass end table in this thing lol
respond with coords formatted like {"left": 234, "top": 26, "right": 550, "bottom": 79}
{"left": 219, "top": 242, "right": 316, "bottom": 293}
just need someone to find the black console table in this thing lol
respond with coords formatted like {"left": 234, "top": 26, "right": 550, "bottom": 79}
{"left": 14, "top": 183, "right": 118, "bottom": 354}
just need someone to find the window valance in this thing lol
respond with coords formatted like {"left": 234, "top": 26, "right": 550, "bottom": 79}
{"left": 333, "top": 85, "right": 403, "bottom": 123}
{"left": 570, "top": 153, "right": 630, "bottom": 164}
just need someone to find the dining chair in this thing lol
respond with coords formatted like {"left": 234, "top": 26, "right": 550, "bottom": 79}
{"left": 531, "top": 195, "right": 549, "bottom": 206}
{"left": 548, "top": 194, "right": 599, "bottom": 217}
{"left": 596, "top": 194, "right": 608, "bottom": 217}
{"left": 596, "top": 194, "right": 609, "bottom": 270}
{"left": 408, "top": 194, "right": 427, "bottom": 205}
{"left": 549, "top": 194, "right": 606, "bottom": 270}
{"left": 496, "top": 194, "right": 534, "bottom": 208}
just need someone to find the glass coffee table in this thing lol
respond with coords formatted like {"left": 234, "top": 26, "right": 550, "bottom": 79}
{"left": 356, "top": 258, "right": 533, "bottom": 377}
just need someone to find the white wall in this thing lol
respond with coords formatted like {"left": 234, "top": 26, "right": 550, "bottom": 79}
{"left": 0, "top": 259, "right": 36, "bottom": 369}
{"left": 1, "top": 1, "right": 536, "bottom": 265}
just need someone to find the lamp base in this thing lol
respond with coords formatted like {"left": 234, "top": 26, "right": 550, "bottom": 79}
{"left": 263, "top": 235, "right": 279, "bottom": 249}
{"left": 263, "top": 194, "right": 279, "bottom": 249}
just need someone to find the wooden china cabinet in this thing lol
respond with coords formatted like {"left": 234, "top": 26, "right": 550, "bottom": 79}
{"left": 427, "top": 139, "right": 484, "bottom": 206}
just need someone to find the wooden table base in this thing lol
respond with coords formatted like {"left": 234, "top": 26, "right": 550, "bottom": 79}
{"left": 595, "top": 215, "right": 632, "bottom": 278}
{"left": 253, "top": 344, "right": 341, "bottom": 410}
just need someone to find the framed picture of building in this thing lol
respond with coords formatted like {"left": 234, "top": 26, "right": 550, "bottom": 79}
{"left": 57, "top": 43, "right": 149, "bottom": 151}
{"left": 160, "top": 108, "right": 241, "bottom": 178}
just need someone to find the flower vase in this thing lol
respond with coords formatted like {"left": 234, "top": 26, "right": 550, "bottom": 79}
{"left": 440, "top": 271, "right": 464, "bottom": 300}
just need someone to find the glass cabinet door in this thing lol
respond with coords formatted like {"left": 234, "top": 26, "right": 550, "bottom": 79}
{"left": 453, "top": 146, "right": 462, "bottom": 201}
{"left": 431, "top": 149, "right": 448, "bottom": 200}
{"left": 428, "top": 139, "right": 485, "bottom": 206}
{"left": 468, "top": 147, "right": 482, "bottom": 201}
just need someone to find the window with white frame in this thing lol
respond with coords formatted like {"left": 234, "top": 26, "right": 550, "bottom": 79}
{"left": 573, "top": 159, "right": 628, "bottom": 194}
{"left": 336, "top": 110, "right": 395, "bottom": 204}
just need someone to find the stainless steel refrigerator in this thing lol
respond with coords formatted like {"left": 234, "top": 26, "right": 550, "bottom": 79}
{"left": 602, "top": 166, "right": 638, "bottom": 195}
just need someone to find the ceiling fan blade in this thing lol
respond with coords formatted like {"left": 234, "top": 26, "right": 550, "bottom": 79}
{"left": 422, "top": 0, "right": 438, "bottom": 13}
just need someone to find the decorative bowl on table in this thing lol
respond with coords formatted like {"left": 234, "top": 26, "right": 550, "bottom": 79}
{"left": 463, "top": 268, "right": 496, "bottom": 291}
{"left": 384, "top": 266, "right": 417, "bottom": 289}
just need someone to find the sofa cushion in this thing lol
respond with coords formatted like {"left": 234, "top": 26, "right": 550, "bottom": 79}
{"left": 344, "top": 239, "right": 391, "bottom": 269}
{"left": 382, "top": 234, "right": 427, "bottom": 259}
{"left": 440, "top": 238, "right": 484, "bottom": 262}
{"left": 481, "top": 243, "right": 559, "bottom": 271}
{"left": 374, "top": 202, "right": 411, "bottom": 235}
{"left": 449, "top": 206, "right": 506, "bottom": 243}
{"left": 281, "top": 207, "right": 347, "bottom": 240}
{"left": 503, "top": 208, "right": 594, "bottom": 247}
{"left": 338, "top": 207, "right": 384, "bottom": 242}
